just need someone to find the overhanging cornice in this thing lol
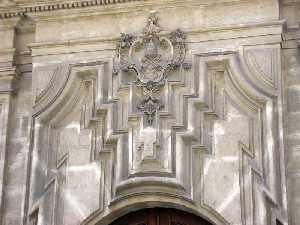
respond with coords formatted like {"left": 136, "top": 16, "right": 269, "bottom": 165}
{"left": 0, "top": 0, "right": 143, "bottom": 19}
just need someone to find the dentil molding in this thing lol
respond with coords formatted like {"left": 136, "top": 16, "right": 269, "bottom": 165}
{"left": 0, "top": 0, "right": 143, "bottom": 19}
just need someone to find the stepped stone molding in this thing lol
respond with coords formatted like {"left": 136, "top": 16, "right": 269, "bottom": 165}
{"left": 22, "top": 7, "right": 288, "bottom": 225}
{"left": 28, "top": 41, "right": 287, "bottom": 225}
{"left": 29, "top": 61, "right": 108, "bottom": 225}
{"left": 0, "top": 0, "right": 143, "bottom": 19}
{"left": 0, "top": 0, "right": 295, "bottom": 224}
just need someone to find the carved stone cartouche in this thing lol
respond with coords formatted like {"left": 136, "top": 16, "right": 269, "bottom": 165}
{"left": 114, "top": 11, "right": 191, "bottom": 125}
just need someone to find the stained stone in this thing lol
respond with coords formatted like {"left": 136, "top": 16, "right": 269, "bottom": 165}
{"left": 0, "top": 1, "right": 299, "bottom": 225}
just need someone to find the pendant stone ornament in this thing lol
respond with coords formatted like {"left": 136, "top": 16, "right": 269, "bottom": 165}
{"left": 114, "top": 11, "right": 191, "bottom": 125}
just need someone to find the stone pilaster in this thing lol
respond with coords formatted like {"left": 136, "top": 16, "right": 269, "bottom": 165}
{"left": 0, "top": 17, "right": 19, "bottom": 225}
{"left": 282, "top": 1, "right": 300, "bottom": 222}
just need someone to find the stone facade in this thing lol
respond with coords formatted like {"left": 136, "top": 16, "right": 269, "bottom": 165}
{"left": 0, "top": 0, "right": 299, "bottom": 225}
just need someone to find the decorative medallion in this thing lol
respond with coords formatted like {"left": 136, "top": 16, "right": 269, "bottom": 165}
{"left": 114, "top": 11, "right": 191, "bottom": 125}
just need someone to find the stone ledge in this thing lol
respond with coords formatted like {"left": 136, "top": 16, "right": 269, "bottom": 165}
{"left": 27, "top": 20, "right": 283, "bottom": 58}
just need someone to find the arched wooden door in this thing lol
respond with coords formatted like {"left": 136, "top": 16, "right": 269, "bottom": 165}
{"left": 110, "top": 208, "right": 213, "bottom": 225}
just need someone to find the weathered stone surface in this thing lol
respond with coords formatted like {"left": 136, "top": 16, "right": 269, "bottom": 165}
{"left": 0, "top": 0, "right": 299, "bottom": 225}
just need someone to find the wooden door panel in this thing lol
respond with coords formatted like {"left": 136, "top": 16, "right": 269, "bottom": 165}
{"left": 111, "top": 209, "right": 148, "bottom": 225}
{"left": 110, "top": 208, "right": 212, "bottom": 225}
{"left": 165, "top": 209, "right": 211, "bottom": 225}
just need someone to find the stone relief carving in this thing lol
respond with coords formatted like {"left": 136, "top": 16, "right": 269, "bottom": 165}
{"left": 27, "top": 13, "right": 286, "bottom": 225}
{"left": 29, "top": 63, "right": 106, "bottom": 225}
{"left": 114, "top": 11, "right": 191, "bottom": 125}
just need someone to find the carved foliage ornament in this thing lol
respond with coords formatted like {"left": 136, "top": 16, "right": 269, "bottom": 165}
{"left": 113, "top": 11, "right": 191, "bottom": 125}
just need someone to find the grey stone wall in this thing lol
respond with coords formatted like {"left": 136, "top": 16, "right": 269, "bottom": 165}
{"left": 0, "top": 1, "right": 298, "bottom": 225}
{"left": 0, "top": 17, "right": 33, "bottom": 225}
{"left": 282, "top": 0, "right": 300, "bottom": 224}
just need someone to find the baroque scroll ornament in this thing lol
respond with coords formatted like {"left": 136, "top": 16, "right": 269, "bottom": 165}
{"left": 113, "top": 11, "right": 191, "bottom": 125}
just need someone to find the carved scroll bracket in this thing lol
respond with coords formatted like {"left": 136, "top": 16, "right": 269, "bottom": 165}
{"left": 113, "top": 11, "right": 191, "bottom": 126}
